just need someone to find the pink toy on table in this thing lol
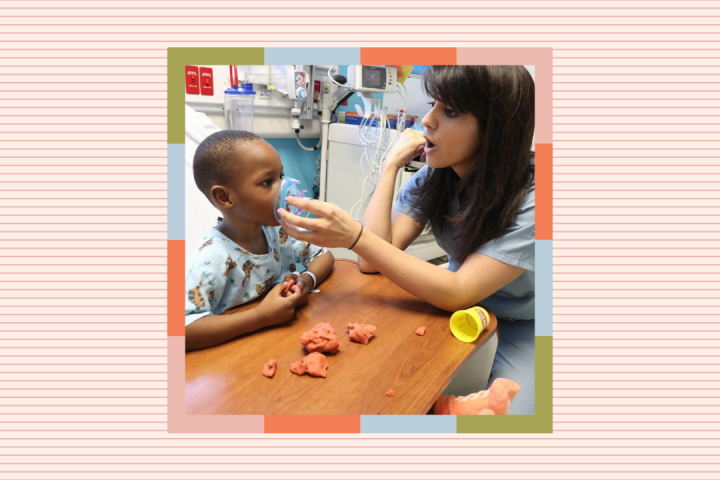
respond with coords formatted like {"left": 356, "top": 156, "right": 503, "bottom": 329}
{"left": 434, "top": 378, "right": 521, "bottom": 415}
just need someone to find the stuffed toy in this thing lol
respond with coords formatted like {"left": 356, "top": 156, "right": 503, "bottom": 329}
{"left": 434, "top": 378, "right": 521, "bottom": 415}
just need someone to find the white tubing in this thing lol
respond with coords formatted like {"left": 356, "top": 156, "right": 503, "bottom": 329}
{"left": 318, "top": 92, "right": 332, "bottom": 202}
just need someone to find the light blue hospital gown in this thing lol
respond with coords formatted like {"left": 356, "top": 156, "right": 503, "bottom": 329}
{"left": 395, "top": 158, "right": 535, "bottom": 414}
{"left": 185, "top": 226, "right": 328, "bottom": 327}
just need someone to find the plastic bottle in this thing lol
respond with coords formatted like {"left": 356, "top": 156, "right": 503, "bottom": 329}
{"left": 224, "top": 86, "right": 241, "bottom": 129}
{"left": 236, "top": 83, "right": 256, "bottom": 132}
{"left": 225, "top": 83, "right": 256, "bottom": 132}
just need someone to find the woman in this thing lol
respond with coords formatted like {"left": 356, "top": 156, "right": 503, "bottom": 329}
{"left": 277, "top": 65, "right": 536, "bottom": 414}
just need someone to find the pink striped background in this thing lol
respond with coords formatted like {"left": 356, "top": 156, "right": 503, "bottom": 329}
{"left": 1, "top": 0, "right": 719, "bottom": 478}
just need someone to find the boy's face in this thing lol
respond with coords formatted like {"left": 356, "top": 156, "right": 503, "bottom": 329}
{"left": 226, "top": 139, "right": 284, "bottom": 227}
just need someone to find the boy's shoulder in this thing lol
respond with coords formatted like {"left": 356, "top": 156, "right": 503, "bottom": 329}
{"left": 187, "top": 228, "right": 248, "bottom": 269}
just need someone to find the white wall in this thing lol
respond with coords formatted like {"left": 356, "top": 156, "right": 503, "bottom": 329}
{"left": 185, "top": 65, "right": 323, "bottom": 138}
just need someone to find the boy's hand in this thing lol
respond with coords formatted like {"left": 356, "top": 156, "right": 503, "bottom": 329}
{"left": 283, "top": 274, "right": 311, "bottom": 306}
{"left": 257, "top": 283, "right": 302, "bottom": 327}
{"left": 281, "top": 278, "right": 295, "bottom": 296}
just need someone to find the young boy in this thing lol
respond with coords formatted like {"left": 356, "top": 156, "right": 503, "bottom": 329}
{"left": 185, "top": 130, "right": 335, "bottom": 351}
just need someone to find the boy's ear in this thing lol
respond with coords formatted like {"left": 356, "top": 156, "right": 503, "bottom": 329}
{"left": 210, "top": 185, "right": 233, "bottom": 210}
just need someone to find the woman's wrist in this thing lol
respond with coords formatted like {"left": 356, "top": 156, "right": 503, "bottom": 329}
{"left": 348, "top": 224, "right": 364, "bottom": 250}
{"left": 381, "top": 156, "right": 403, "bottom": 175}
{"left": 350, "top": 224, "right": 371, "bottom": 255}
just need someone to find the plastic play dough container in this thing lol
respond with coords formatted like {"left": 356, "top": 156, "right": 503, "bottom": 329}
{"left": 450, "top": 306, "right": 491, "bottom": 343}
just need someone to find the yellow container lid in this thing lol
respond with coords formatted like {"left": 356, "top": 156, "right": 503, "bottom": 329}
{"left": 450, "top": 306, "right": 491, "bottom": 343}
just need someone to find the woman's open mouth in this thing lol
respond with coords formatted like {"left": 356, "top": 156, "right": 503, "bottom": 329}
{"left": 424, "top": 138, "right": 437, "bottom": 153}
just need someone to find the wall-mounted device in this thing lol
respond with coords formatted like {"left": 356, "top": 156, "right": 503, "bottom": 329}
{"left": 288, "top": 69, "right": 309, "bottom": 100}
{"left": 185, "top": 65, "right": 200, "bottom": 95}
{"left": 345, "top": 66, "right": 397, "bottom": 93}
{"left": 199, "top": 67, "right": 214, "bottom": 96}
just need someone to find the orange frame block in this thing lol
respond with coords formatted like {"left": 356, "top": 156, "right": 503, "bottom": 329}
{"left": 360, "top": 48, "right": 457, "bottom": 65}
{"left": 168, "top": 239, "right": 185, "bottom": 337}
{"left": 265, "top": 415, "right": 361, "bottom": 434}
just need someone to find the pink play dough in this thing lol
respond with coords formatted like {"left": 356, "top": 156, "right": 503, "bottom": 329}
{"left": 290, "top": 352, "right": 328, "bottom": 378}
{"left": 289, "top": 360, "right": 307, "bottom": 376}
{"left": 300, "top": 322, "right": 340, "bottom": 354}
{"left": 415, "top": 326, "right": 426, "bottom": 336}
{"left": 385, "top": 389, "right": 394, "bottom": 397}
{"left": 262, "top": 359, "right": 277, "bottom": 378}
{"left": 303, "top": 352, "right": 328, "bottom": 378}
{"left": 347, "top": 322, "right": 377, "bottom": 345}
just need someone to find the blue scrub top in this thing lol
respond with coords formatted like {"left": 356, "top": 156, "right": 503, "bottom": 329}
{"left": 395, "top": 156, "right": 535, "bottom": 320}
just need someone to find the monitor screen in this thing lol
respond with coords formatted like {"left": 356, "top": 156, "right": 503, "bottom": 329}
{"left": 362, "top": 66, "right": 385, "bottom": 89}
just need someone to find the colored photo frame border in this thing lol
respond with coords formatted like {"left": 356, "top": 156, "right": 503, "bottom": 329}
{"left": 167, "top": 47, "right": 553, "bottom": 434}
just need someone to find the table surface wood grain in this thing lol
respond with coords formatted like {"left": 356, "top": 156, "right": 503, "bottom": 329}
{"left": 185, "top": 259, "right": 497, "bottom": 415}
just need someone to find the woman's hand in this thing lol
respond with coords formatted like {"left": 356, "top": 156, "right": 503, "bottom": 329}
{"left": 277, "top": 198, "right": 362, "bottom": 249}
{"left": 383, "top": 129, "right": 426, "bottom": 172}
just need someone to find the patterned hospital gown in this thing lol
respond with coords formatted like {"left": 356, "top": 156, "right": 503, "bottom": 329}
{"left": 185, "top": 226, "right": 328, "bottom": 327}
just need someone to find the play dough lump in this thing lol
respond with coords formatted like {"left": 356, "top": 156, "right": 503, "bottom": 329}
{"left": 300, "top": 322, "right": 340, "bottom": 354}
{"left": 290, "top": 352, "right": 328, "bottom": 378}
{"left": 262, "top": 359, "right": 277, "bottom": 378}
{"left": 347, "top": 322, "right": 377, "bottom": 345}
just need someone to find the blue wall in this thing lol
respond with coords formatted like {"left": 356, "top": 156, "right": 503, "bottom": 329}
{"left": 264, "top": 137, "right": 320, "bottom": 203}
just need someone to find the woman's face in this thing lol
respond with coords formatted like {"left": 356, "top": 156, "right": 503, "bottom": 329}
{"left": 421, "top": 99, "right": 483, "bottom": 178}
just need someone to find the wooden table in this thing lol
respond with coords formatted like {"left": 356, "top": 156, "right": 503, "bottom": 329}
{"left": 185, "top": 259, "right": 497, "bottom": 415}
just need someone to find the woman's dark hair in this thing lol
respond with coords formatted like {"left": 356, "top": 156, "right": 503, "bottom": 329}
{"left": 413, "top": 65, "right": 535, "bottom": 264}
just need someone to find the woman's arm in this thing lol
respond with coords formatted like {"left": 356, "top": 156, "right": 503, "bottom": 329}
{"left": 358, "top": 164, "right": 424, "bottom": 273}
{"left": 277, "top": 200, "right": 525, "bottom": 312}
{"left": 358, "top": 130, "right": 427, "bottom": 273}
{"left": 359, "top": 211, "right": 425, "bottom": 274}
{"left": 360, "top": 165, "right": 397, "bottom": 245}
{"left": 353, "top": 228, "right": 525, "bottom": 311}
